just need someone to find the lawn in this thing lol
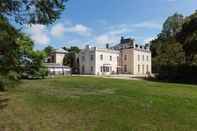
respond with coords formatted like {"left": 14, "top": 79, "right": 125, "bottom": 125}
{"left": 1, "top": 76, "right": 197, "bottom": 131}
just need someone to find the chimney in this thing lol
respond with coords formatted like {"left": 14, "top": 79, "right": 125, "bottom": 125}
{"left": 120, "top": 36, "right": 124, "bottom": 43}
{"left": 106, "top": 43, "right": 109, "bottom": 49}
{"left": 85, "top": 45, "right": 91, "bottom": 49}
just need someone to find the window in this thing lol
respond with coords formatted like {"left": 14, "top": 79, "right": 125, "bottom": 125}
{"left": 110, "top": 56, "right": 112, "bottom": 61}
{"left": 124, "top": 65, "right": 127, "bottom": 72}
{"left": 124, "top": 55, "right": 127, "bottom": 60}
{"left": 142, "top": 64, "right": 144, "bottom": 74}
{"left": 100, "top": 54, "right": 103, "bottom": 60}
{"left": 138, "top": 64, "right": 140, "bottom": 72}
{"left": 91, "top": 66, "right": 93, "bottom": 72}
{"left": 138, "top": 55, "right": 140, "bottom": 61}
{"left": 82, "top": 56, "right": 85, "bottom": 61}
{"left": 90, "top": 55, "right": 94, "bottom": 61}
{"left": 142, "top": 55, "right": 144, "bottom": 61}
{"left": 106, "top": 67, "right": 109, "bottom": 72}
{"left": 146, "top": 65, "right": 149, "bottom": 73}
{"left": 101, "top": 66, "right": 110, "bottom": 72}
{"left": 147, "top": 56, "right": 149, "bottom": 61}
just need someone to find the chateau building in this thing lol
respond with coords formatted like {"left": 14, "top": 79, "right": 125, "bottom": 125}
{"left": 79, "top": 37, "right": 151, "bottom": 75}
{"left": 79, "top": 45, "right": 120, "bottom": 75}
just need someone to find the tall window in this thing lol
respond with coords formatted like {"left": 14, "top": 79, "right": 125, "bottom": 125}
{"left": 91, "top": 66, "right": 93, "bottom": 72}
{"left": 100, "top": 54, "right": 103, "bottom": 60}
{"left": 138, "top": 55, "right": 140, "bottom": 61}
{"left": 110, "top": 56, "right": 112, "bottom": 61}
{"left": 142, "top": 55, "right": 144, "bottom": 61}
{"left": 101, "top": 66, "right": 110, "bottom": 72}
{"left": 90, "top": 55, "right": 94, "bottom": 61}
{"left": 142, "top": 64, "right": 144, "bottom": 74}
{"left": 82, "top": 56, "right": 85, "bottom": 61}
{"left": 124, "top": 65, "right": 127, "bottom": 72}
{"left": 138, "top": 64, "right": 140, "bottom": 73}
{"left": 124, "top": 55, "right": 127, "bottom": 60}
{"left": 147, "top": 56, "right": 149, "bottom": 61}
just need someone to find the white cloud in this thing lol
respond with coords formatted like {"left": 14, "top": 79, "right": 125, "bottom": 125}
{"left": 133, "top": 21, "right": 162, "bottom": 29}
{"left": 65, "top": 24, "right": 92, "bottom": 36}
{"left": 144, "top": 37, "right": 155, "bottom": 44}
{"left": 28, "top": 24, "right": 50, "bottom": 45}
{"left": 51, "top": 23, "right": 65, "bottom": 37}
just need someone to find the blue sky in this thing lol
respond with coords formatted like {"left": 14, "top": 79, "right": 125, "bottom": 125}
{"left": 24, "top": 0, "right": 197, "bottom": 49}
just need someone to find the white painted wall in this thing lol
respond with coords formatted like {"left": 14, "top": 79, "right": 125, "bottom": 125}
{"left": 55, "top": 53, "right": 65, "bottom": 65}
{"left": 79, "top": 46, "right": 119, "bottom": 75}
{"left": 79, "top": 45, "right": 151, "bottom": 76}
{"left": 95, "top": 49, "right": 119, "bottom": 75}
{"left": 133, "top": 49, "right": 152, "bottom": 75}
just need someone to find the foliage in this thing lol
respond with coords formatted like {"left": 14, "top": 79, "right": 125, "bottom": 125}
{"left": 21, "top": 50, "right": 48, "bottom": 79}
{"left": 176, "top": 11, "right": 197, "bottom": 64}
{"left": 160, "top": 13, "right": 184, "bottom": 39}
{"left": 0, "top": 16, "right": 21, "bottom": 76}
{"left": 43, "top": 45, "right": 55, "bottom": 56}
{"left": 150, "top": 11, "right": 197, "bottom": 81}
{"left": 0, "top": 0, "right": 67, "bottom": 25}
{"left": 63, "top": 46, "right": 80, "bottom": 73}
{"left": 0, "top": 0, "right": 67, "bottom": 89}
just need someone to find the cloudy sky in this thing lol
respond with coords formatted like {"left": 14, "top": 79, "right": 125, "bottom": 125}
{"left": 24, "top": 0, "right": 197, "bottom": 49}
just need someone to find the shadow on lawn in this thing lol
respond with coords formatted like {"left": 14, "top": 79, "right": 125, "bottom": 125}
{"left": 0, "top": 92, "right": 9, "bottom": 110}
{"left": 144, "top": 77, "right": 197, "bottom": 85}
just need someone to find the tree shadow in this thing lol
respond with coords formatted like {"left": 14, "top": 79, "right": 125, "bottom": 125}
{"left": 0, "top": 93, "right": 9, "bottom": 110}
{"left": 144, "top": 77, "right": 197, "bottom": 85}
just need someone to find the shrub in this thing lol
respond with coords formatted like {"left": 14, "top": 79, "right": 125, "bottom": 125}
{"left": 156, "top": 64, "right": 197, "bottom": 83}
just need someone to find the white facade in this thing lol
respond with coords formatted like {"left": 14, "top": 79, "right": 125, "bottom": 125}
{"left": 45, "top": 48, "right": 71, "bottom": 75}
{"left": 79, "top": 37, "right": 152, "bottom": 76}
{"left": 79, "top": 45, "right": 119, "bottom": 75}
{"left": 120, "top": 48, "right": 151, "bottom": 75}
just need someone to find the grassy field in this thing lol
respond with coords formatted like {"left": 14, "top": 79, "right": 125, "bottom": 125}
{"left": 1, "top": 76, "right": 197, "bottom": 131}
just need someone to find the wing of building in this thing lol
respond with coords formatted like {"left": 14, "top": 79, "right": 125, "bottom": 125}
{"left": 79, "top": 37, "right": 151, "bottom": 76}
{"left": 45, "top": 48, "right": 71, "bottom": 75}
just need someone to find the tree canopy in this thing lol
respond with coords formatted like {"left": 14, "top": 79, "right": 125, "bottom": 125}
{"left": 0, "top": 0, "right": 67, "bottom": 25}
{"left": 150, "top": 11, "right": 197, "bottom": 82}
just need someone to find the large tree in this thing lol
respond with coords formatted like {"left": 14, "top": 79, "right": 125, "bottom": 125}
{"left": 44, "top": 45, "right": 55, "bottom": 55}
{"left": 0, "top": 0, "right": 68, "bottom": 90}
{"left": 0, "top": 0, "right": 67, "bottom": 25}
{"left": 150, "top": 13, "right": 185, "bottom": 61}
{"left": 159, "top": 13, "right": 184, "bottom": 39}
{"left": 63, "top": 46, "right": 80, "bottom": 73}
{"left": 177, "top": 11, "right": 197, "bottom": 64}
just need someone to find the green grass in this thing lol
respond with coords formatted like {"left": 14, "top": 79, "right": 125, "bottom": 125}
{"left": 1, "top": 76, "right": 197, "bottom": 131}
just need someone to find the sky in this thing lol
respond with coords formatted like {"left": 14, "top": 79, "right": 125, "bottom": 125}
{"left": 24, "top": 0, "right": 197, "bottom": 49}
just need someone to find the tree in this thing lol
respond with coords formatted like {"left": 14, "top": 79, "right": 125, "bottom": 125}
{"left": 150, "top": 13, "right": 185, "bottom": 59}
{"left": 0, "top": 0, "right": 67, "bottom": 90}
{"left": 44, "top": 45, "right": 55, "bottom": 55}
{"left": 177, "top": 11, "right": 197, "bottom": 64}
{"left": 63, "top": 46, "right": 80, "bottom": 73}
{"left": 0, "top": 0, "right": 67, "bottom": 25}
{"left": 159, "top": 13, "right": 184, "bottom": 39}
{"left": 153, "top": 40, "right": 185, "bottom": 66}
{"left": 0, "top": 16, "right": 20, "bottom": 76}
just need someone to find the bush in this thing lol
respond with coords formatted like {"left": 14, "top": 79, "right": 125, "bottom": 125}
{"left": 156, "top": 64, "right": 197, "bottom": 83}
